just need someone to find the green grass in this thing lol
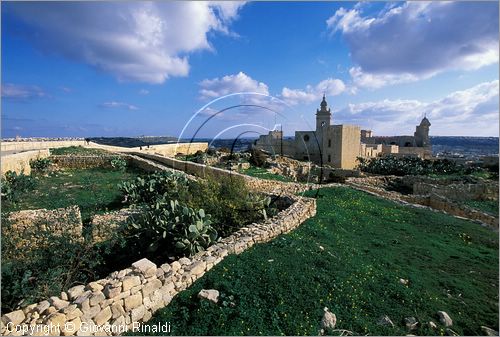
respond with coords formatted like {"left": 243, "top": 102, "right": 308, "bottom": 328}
{"left": 241, "top": 166, "right": 293, "bottom": 182}
{"left": 2, "top": 167, "right": 141, "bottom": 223}
{"left": 49, "top": 146, "right": 110, "bottom": 156}
{"left": 462, "top": 200, "right": 499, "bottom": 216}
{"left": 140, "top": 187, "right": 498, "bottom": 336}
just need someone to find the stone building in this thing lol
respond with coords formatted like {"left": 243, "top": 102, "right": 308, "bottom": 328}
{"left": 254, "top": 95, "right": 433, "bottom": 169}
{"left": 254, "top": 95, "right": 361, "bottom": 169}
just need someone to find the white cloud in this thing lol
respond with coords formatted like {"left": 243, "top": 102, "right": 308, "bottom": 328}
{"left": 6, "top": 2, "right": 245, "bottom": 84}
{"left": 100, "top": 101, "right": 138, "bottom": 111}
{"left": 199, "top": 72, "right": 269, "bottom": 99}
{"left": 139, "top": 89, "right": 150, "bottom": 95}
{"left": 327, "top": 2, "right": 499, "bottom": 89}
{"left": 1, "top": 83, "right": 47, "bottom": 100}
{"left": 336, "top": 80, "right": 499, "bottom": 136}
{"left": 281, "top": 78, "right": 346, "bottom": 105}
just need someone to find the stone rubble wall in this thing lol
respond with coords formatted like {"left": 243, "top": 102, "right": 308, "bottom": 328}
{"left": 50, "top": 155, "right": 127, "bottom": 170}
{"left": 0, "top": 195, "right": 316, "bottom": 336}
{"left": 90, "top": 208, "right": 142, "bottom": 244}
{"left": 1, "top": 149, "right": 50, "bottom": 176}
{"left": 85, "top": 142, "right": 208, "bottom": 157}
{"left": 3, "top": 206, "right": 84, "bottom": 251}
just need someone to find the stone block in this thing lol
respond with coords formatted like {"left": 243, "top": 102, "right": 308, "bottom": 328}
{"left": 130, "top": 305, "right": 146, "bottom": 322}
{"left": 111, "top": 303, "right": 126, "bottom": 319}
{"left": 67, "top": 285, "right": 86, "bottom": 300}
{"left": 94, "top": 306, "right": 112, "bottom": 326}
{"left": 103, "top": 285, "right": 122, "bottom": 299}
{"left": 89, "top": 292, "right": 106, "bottom": 306}
{"left": 132, "top": 258, "right": 157, "bottom": 277}
{"left": 124, "top": 294, "right": 142, "bottom": 311}
{"left": 122, "top": 275, "right": 141, "bottom": 292}
{"left": 142, "top": 278, "right": 162, "bottom": 297}
{"left": 2, "top": 310, "right": 25, "bottom": 326}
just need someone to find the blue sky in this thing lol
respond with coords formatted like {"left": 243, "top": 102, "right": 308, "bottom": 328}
{"left": 2, "top": 1, "right": 499, "bottom": 139}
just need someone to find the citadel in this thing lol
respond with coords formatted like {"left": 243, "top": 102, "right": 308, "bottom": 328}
{"left": 253, "top": 95, "right": 432, "bottom": 169}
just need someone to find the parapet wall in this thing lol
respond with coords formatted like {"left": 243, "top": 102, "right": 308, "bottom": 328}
{"left": 1, "top": 149, "right": 50, "bottom": 176}
{"left": 0, "top": 195, "right": 316, "bottom": 336}
{"left": 87, "top": 142, "right": 208, "bottom": 157}
{"left": 1, "top": 141, "right": 85, "bottom": 153}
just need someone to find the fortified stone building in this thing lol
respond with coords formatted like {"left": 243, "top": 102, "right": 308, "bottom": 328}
{"left": 253, "top": 96, "right": 431, "bottom": 169}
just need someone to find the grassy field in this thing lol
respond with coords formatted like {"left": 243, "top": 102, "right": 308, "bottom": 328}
{"left": 2, "top": 167, "right": 141, "bottom": 222}
{"left": 240, "top": 166, "right": 293, "bottom": 182}
{"left": 462, "top": 199, "right": 499, "bottom": 216}
{"left": 50, "top": 146, "right": 110, "bottom": 156}
{"left": 139, "top": 187, "right": 498, "bottom": 336}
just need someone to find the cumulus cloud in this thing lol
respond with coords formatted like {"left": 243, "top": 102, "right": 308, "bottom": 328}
{"left": 281, "top": 78, "right": 346, "bottom": 105}
{"left": 327, "top": 2, "right": 499, "bottom": 88}
{"left": 1, "top": 83, "right": 47, "bottom": 100}
{"left": 199, "top": 72, "right": 269, "bottom": 99}
{"left": 100, "top": 101, "right": 138, "bottom": 111}
{"left": 336, "top": 80, "right": 499, "bottom": 136}
{"left": 5, "top": 2, "right": 245, "bottom": 84}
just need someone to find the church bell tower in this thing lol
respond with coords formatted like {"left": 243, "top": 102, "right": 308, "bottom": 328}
{"left": 316, "top": 94, "right": 331, "bottom": 133}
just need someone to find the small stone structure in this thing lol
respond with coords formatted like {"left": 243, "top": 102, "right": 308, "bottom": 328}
{"left": 4, "top": 206, "right": 84, "bottom": 252}
{"left": 91, "top": 208, "right": 142, "bottom": 243}
{"left": 1, "top": 194, "right": 316, "bottom": 336}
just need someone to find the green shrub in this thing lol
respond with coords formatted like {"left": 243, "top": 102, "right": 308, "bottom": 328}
{"left": 127, "top": 200, "right": 217, "bottom": 258}
{"left": 1, "top": 171, "right": 36, "bottom": 202}
{"left": 356, "top": 156, "right": 465, "bottom": 176}
{"left": 1, "top": 219, "right": 103, "bottom": 312}
{"left": 110, "top": 157, "right": 127, "bottom": 171}
{"left": 119, "top": 171, "right": 189, "bottom": 205}
{"left": 185, "top": 174, "right": 277, "bottom": 237}
{"left": 30, "top": 158, "right": 52, "bottom": 173}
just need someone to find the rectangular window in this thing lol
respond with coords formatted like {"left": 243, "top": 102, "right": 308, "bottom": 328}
{"left": 328, "top": 139, "right": 331, "bottom": 147}
{"left": 328, "top": 154, "right": 331, "bottom": 162}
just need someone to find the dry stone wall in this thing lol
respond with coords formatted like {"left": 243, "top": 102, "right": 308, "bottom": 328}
{"left": 51, "top": 155, "right": 125, "bottom": 170}
{"left": 1, "top": 195, "right": 316, "bottom": 336}
{"left": 413, "top": 181, "right": 498, "bottom": 201}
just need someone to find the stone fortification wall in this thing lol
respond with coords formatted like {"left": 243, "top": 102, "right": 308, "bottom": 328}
{"left": 1, "top": 149, "right": 50, "bottom": 176}
{"left": 1, "top": 141, "right": 85, "bottom": 153}
{"left": 1, "top": 194, "right": 316, "bottom": 336}
{"left": 86, "top": 142, "right": 208, "bottom": 157}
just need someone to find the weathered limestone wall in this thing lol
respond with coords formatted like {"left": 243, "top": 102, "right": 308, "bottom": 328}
{"left": 91, "top": 208, "right": 141, "bottom": 244}
{"left": 86, "top": 142, "right": 208, "bottom": 157}
{"left": 1, "top": 195, "right": 316, "bottom": 336}
{"left": 1, "top": 149, "right": 50, "bottom": 176}
{"left": 129, "top": 152, "right": 310, "bottom": 195}
{"left": 1, "top": 141, "right": 85, "bottom": 153}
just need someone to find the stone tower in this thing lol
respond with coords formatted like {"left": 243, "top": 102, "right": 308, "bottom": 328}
{"left": 316, "top": 94, "right": 331, "bottom": 133}
{"left": 414, "top": 116, "right": 431, "bottom": 147}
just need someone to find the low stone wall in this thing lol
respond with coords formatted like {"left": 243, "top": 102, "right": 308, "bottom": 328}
{"left": 129, "top": 152, "right": 311, "bottom": 195}
{"left": 91, "top": 208, "right": 141, "bottom": 243}
{"left": 3, "top": 206, "right": 84, "bottom": 255}
{"left": 50, "top": 155, "right": 126, "bottom": 170}
{"left": 1, "top": 140, "right": 85, "bottom": 153}
{"left": 1, "top": 149, "right": 50, "bottom": 176}
{"left": 1, "top": 195, "right": 316, "bottom": 336}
